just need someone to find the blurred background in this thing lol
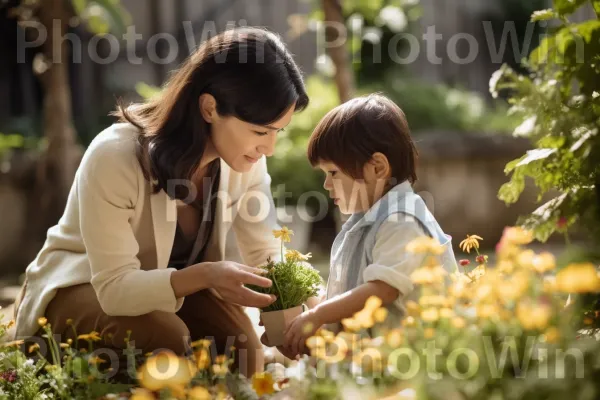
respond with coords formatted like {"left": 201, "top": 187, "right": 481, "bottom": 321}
{"left": 1, "top": 0, "right": 597, "bottom": 307}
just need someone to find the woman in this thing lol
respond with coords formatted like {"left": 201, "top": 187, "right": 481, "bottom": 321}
{"left": 14, "top": 27, "right": 309, "bottom": 376}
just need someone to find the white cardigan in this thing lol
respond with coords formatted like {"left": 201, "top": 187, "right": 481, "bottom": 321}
{"left": 15, "top": 123, "right": 281, "bottom": 338}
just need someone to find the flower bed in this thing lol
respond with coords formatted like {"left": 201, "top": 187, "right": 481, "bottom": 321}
{"left": 1, "top": 227, "right": 600, "bottom": 400}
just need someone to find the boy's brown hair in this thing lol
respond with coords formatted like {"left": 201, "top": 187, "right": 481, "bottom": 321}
{"left": 307, "top": 93, "right": 418, "bottom": 183}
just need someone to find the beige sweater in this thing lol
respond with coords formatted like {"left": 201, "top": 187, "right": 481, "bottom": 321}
{"left": 15, "top": 123, "right": 281, "bottom": 338}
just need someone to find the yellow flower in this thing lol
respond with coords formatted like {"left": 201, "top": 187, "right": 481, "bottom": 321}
{"left": 439, "top": 308, "right": 454, "bottom": 318}
{"left": 424, "top": 328, "right": 436, "bottom": 338}
{"left": 354, "top": 310, "right": 375, "bottom": 329}
{"left": 87, "top": 356, "right": 106, "bottom": 365}
{"left": 6, "top": 320, "right": 14, "bottom": 329}
{"left": 28, "top": 343, "right": 40, "bottom": 353}
{"left": 191, "top": 339, "right": 212, "bottom": 349}
{"left": 60, "top": 343, "right": 70, "bottom": 349}
{"left": 373, "top": 308, "right": 388, "bottom": 323}
{"left": 419, "top": 295, "right": 448, "bottom": 307}
{"left": 321, "top": 336, "right": 349, "bottom": 364}
{"left": 452, "top": 317, "right": 466, "bottom": 329}
{"left": 543, "top": 327, "right": 560, "bottom": 343}
{"left": 66, "top": 318, "right": 73, "bottom": 326}
{"left": 2, "top": 339, "right": 24, "bottom": 348}
{"left": 215, "top": 355, "right": 227, "bottom": 365}
{"left": 189, "top": 386, "right": 211, "bottom": 400}
{"left": 501, "top": 227, "right": 533, "bottom": 246}
{"left": 477, "top": 304, "right": 498, "bottom": 319}
{"left": 38, "top": 317, "right": 48, "bottom": 327}
{"left": 273, "top": 226, "right": 293, "bottom": 243}
{"left": 386, "top": 329, "right": 403, "bottom": 347}
{"left": 516, "top": 250, "right": 535, "bottom": 269}
{"left": 341, "top": 317, "right": 362, "bottom": 332}
{"left": 411, "top": 266, "right": 447, "bottom": 285}
{"left": 555, "top": 263, "right": 600, "bottom": 293}
{"left": 517, "top": 302, "right": 551, "bottom": 330}
{"left": 459, "top": 234, "right": 483, "bottom": 254}
{"left": 252, "top": 372, "right": 275, "bottom": 397}
{"left": 78, "top": 331, "right": 102, "bottom": 342}
{"left": 353, "top": 348, "right": 383, "bottom": 373}
{"left": 212, "top": 364, "right": 228, "bottom": 377}
{"left": 406, "top": 301, "right": 420, "bottom": 316}
{"left": 306, "top": 335, "right": 326, "bottom": 349}
{"left": 195, "top": 349, "right": 210, "bottom": 370}
{"left": 532, "top": 252, "right": 556, "bottom": 273}
{"left": 405, "top": 236, "right": 445, "bottom": 255}
{"left": 421, "top": 308, "right": 439, "bottom": 322}
{"left": 137, "top": 352, "right": 197, "bottom": 393}
{"left": 402, "top": 316, "right": 416, "bottom": 327}
{"left": 130, "top": 388, "right": 155, "bottom": 400}
{"left": 364, "top": 295, "right": 383, "bottom": 311}
{"left": 285, "top": 249, "right": 312, "bottom": 262}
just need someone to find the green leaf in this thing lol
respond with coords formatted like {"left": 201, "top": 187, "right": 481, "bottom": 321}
{"left": 553, "top": 0, "right": 588, "bottom": 16}
{"left": 498, "top": 175, "right": 525, "bottom": 204}
{"left": 593, "top": 0, "right": 600, "bottom": 17}
{"left": 135, "top": 82, "right": 162, "bottom": 100}
{"left": 71, "top": 0, "right": 88, "bottom": 15}
{"left": 79, "top": 0, "right": 131, "bottom": 36}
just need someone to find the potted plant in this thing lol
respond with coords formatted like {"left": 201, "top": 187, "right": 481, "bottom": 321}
{"left": 248, "top": 227, "right": 323, "bottom": 346}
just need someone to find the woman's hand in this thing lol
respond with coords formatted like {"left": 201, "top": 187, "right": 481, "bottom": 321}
{"left": 171, "top": 261, "right": 276, "bottom": 308}
{"left": 284, "top": 309, "right": 323, "bottom": 356}
{"left": 204, "top": 261, "right": 277, "bottom": 308}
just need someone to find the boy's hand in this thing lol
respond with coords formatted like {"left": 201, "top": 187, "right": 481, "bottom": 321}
{"left": 284, "top": 309, "right": 323, "bottom": 356}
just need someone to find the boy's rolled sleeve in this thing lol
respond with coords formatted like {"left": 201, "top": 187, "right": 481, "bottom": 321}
{"left": 362, "top": 214, "right": 427, "bottom": 311}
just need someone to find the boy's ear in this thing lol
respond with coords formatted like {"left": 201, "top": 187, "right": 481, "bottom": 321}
{"left": 364, "top": 152, "right": 391, "bottom": 182}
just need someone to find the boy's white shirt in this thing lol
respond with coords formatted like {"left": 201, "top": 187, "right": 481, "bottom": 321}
{"left": 361, "top": 213, "right": 427, "bottom": 313}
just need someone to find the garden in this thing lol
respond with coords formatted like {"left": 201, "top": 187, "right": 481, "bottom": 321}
{"left": 1, "top": 0, "right": 600, "bottom": 399}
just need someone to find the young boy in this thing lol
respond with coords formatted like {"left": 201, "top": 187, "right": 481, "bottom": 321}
{"left": 282, "top": 94, "right": 457, "bottom": 356}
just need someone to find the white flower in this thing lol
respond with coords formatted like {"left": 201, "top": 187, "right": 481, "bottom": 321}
{"left": 24, "top": 358, "right": 34, "bottom": 367}
{"left": 514, "top": 116, "right": 537, "bottom": 137}
{"left": 593, "top": 91, "right": 599, "bottom": 99}
{"left": 377, "top": 6, "right": 408, "bottom": 32}
{"left": 489, "top": 69, "right": 504, "bottom": 98}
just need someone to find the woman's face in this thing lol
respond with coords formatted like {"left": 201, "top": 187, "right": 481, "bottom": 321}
{"left": 201, "top": 95, "right": 296, "bottom": 173}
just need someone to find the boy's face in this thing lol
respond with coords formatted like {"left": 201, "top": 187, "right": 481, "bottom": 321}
{"left": 319, "top": 161, "right": 378, "bottom": 215}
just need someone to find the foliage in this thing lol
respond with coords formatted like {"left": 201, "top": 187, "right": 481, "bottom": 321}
{"left": 2, "top": 228, "right": 600, "bottom": 399}
{"left": 248, "top": 227, "right": 324, "bottom": 312}
{"left": 69, "top": 0, "right": 131, "bottom": 36}
{"left": 493, "top": 0, "right": 600, "bottom": 243}
{"left": 367, "top": 73, "right": 519, "bottom": 133}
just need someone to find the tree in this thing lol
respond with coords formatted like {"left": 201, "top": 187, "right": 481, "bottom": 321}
{"left": 7, "top": 0, "right": 130, "bottom": 265}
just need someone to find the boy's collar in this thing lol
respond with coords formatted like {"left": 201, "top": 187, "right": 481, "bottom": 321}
{"left": 344, "top": 180, "right": 414, "bottom": 232}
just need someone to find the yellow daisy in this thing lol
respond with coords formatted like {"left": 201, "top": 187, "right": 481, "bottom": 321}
{"left": 273, "top": 226, "right": 294, "bottom": 243}
{"left": 459, "top": 234, "right": 483, "bottom": 254}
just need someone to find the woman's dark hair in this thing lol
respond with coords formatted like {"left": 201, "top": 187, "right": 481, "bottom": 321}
{"left": 307, "top": 93, "right": 417, "bottom": 184}
{"left": 112, "top": 27, "right": 309, "bottom": 199}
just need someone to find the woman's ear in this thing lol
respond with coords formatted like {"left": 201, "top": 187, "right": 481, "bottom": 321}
{"left": 364, "top": 152, "right": 392, "bottom": 182}
{"left": 199, "top": 94, "right": 218, "bottom": 123}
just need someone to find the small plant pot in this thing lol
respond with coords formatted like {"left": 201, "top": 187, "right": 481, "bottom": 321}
{"left": 260, "top": 305, "right": 306, "bottom": 347}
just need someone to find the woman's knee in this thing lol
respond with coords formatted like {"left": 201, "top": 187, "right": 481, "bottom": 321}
{"left": 104, "top": 311, "right": 191, "bottom": 355}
